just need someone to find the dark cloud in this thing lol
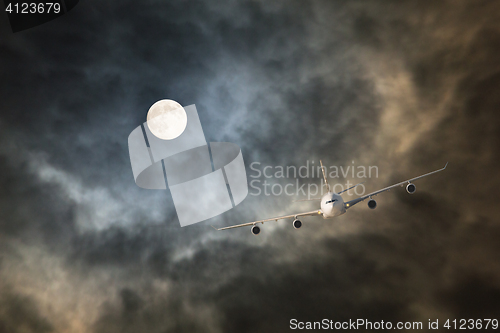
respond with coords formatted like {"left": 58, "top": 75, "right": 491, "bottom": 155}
{"left": 0, "top": 289, "right": 53, "bottom": 333}
{"left": 438, "top": 276, "right": 500, "bottom": 319}
{"left": 0, "top": 0, "right": 499, "bottom": 332}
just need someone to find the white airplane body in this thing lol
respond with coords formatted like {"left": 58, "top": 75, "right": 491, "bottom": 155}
{"left": 213, "top": 161, "right": 448, "bottom": 235}
{"left": 321, "top": 192, "right": 346, "bottom": 218}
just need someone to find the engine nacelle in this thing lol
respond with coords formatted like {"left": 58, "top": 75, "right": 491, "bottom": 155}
{"left": 293, "top": 219, "right": 302, "bottom": 229}
{"left": 406, "top": 183, "right": 416, "bottom": 194}
{"left": 368, "top": 199, "right": 377, "bottom": 209}
{"left": 251, "top": 225, "right": 261, "bottom": 235}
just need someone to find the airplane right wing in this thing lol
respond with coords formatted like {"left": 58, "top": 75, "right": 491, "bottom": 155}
{"left": 344, "top": 163, "right": 448, "bottom": 209}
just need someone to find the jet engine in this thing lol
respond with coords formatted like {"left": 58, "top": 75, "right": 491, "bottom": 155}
{"left": 293, "top": 219, "right": 302, "bottom": 229}
{"left": 406, "top": 183, "right": 416, "bottom": 194}
{"left": 251, "top": 225, "right": 261, "bottom": 235}
{"left": 368, "top": 199, "right": 377, "bottom": 209}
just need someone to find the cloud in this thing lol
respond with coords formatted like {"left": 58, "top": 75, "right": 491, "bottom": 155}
{"left": 0, "top": 288, "right": 53, "bottom": 333}
{"left": 0, "top": 0, "right": 499, "bottom": 332}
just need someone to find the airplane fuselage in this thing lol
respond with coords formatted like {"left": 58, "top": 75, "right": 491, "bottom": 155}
{"left": 320, "top": 192, "right": 346, "bottom": 218}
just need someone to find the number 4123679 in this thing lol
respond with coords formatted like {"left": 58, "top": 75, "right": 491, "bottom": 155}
{"left": 444, "top": 319, "right": 498, "bottom": 330}
{"left": 5, "top": 3, "right": 62, "bottom": 14}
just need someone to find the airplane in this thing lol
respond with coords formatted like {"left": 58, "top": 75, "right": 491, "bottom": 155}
{"left": 212, "top": 161, "right": 448, "bottom": 235}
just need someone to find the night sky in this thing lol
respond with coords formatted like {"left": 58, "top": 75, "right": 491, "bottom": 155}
{"left": 1, "top": 1, "right": 500, "bottom": 332}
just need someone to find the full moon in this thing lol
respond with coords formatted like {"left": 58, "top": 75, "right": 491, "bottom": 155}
{"left": 146, "top": 99, "right": 187, "bottom": 140}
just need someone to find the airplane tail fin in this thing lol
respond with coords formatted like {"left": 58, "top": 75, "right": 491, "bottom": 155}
{"left": 320, "top": 160, "right": 330, "bottom": 192}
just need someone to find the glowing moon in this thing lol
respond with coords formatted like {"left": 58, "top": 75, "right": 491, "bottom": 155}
{"left": 146, "top": 99, "right": 187, "bottom": 140}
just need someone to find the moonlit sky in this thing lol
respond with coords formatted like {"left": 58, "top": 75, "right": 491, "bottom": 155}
{"left": 1, "top": 1, "right": 500, "bottom": 332}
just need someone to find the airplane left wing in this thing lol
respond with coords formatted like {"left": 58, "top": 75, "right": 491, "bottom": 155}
{"left": 212, "top": 209, "right": 323, "bottom": 231}
{"left": 344, "top": 162, "right": 448, "bottom": 208}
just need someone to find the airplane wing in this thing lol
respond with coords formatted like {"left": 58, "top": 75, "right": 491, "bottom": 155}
{"left": 212, "top": 209, "right": 323, "bottom": 231}
{"left": 344, "top": 162, "right": 448, "bottom": 209}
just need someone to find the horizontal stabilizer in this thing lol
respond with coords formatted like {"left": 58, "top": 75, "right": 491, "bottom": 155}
{"left": 338, "top": 182, "right": 365, "bottom": 195}
{"left": 292, "top": 198, "right": 322, "bottom": 202}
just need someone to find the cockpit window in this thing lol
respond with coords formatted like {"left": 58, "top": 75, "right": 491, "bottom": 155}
{"left": 325, "top": 199, "right": 338, "bottom": 204}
